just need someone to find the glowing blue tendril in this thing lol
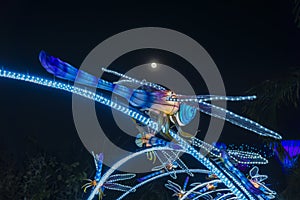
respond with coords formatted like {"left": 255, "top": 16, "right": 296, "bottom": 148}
{"left": 0, "top": 69, "right": 159, "bottom": 131}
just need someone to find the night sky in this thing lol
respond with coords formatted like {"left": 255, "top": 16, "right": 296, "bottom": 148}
{"left": 0, "top": 0, "right": 300, "bottom": 199}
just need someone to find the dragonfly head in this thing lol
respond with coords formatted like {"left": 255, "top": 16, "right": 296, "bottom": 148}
{"left": 171, "top": 103, "right": 197, "bottom": 126}
{"left": 148, "top": 90, "right": 180, "bottom": 115}
{"left": 92, "top": 180, "right": 97, "bottom": 186}
{"left": 207, "top": 183, "right": 217, "bottom": 190}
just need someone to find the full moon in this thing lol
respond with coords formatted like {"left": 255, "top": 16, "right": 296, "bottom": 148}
{"left": 151, "top": 62, "right": 157, "bottom": 68}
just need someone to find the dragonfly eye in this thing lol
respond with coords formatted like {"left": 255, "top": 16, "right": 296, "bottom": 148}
{"left": 175, "top": 103, "right": 197, "bottom": 126}
{"left": 166, "top": 91, "right": 175, "bottom": 100}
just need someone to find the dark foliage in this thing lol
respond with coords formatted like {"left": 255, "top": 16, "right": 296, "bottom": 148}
{"left": 293, "top": 0, "right": 300, "bottom": 28}
{"left": 244, "top": 68, "right": 300, "bottom": 127}
{"left": 0, "top": 152, "right": 88, "bottom": 200}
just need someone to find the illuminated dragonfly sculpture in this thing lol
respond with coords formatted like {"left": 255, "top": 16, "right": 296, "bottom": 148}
{"left": 137, "top": 149, "right": 193, "bottom": 182}
{"left": 36, "top": 51, "right": 281, "bottom": 141}
{"left": 82, "top": 152, "right": 136, "bottom": 200}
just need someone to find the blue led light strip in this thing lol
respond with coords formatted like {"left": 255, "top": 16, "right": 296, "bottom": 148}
{"left": 102, "top": 68, "right": 166, "bottom": 91}
{"left": 0, "top": 69, "right": 159, "bottom": 131}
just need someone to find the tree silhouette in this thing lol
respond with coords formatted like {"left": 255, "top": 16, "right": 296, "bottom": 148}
{"left": 243, "top": 68, "right": 300, "bottom": 199}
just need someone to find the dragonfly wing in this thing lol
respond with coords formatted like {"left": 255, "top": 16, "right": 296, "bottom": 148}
{"left": 151, "top": 164, "right": 164, "bottom": 171}
{"left": 169, "top": 169, "right": 177, "bottom": 179}
{"left": 161, "top": 150, "right": 178, "bottom": 163}
{"left": 165, "top": 180, "right": 181, "bottom": 193}
{"left": 191, "top": 137, "right": 221, "bottom": 157}
{"left": 249, "top": 166, "right": 259, "bottom": 178}
{"left": 154, "top": 151, "right": 176, "bottom": 179}
{"left": 174, "top": 158, "right": 194, "bottom": 177}
{"left": 155, "top": 150, "right": 175, "bottom": 167}
{"left": 161, "top": 151, "right": 178, "bottom": 179}
{"left": 102, "top": 68, "right": 167, "bottom": 91}
{"left": 189, "top": 182, "right": 202, "bottom": 187}
{"left": 168, "top": 151, "right": 194, "bottom": 177}
{"left": 251, "top": 175, "right": 268, "bottom": 183}
{"left": 106, "top": 173, "right": 136, "bottom": 183}
{"left": 154, "top": 150, "right": 169, "bottom": 164}
{"left": 258, "top": 184, "right": 276, "bottom": 195}
{"left": 103, "top": 182, "right": 135, "bottom": 192}
{"left": 227, "top": 150, "right": 268, "bottom": 165}
{"left": 185, "top": 101, "right": 281, "bottom": 139}
{"left": 113, "top": 79, "right": 144, "bottom": 88}
{"left": 173, "top": 95, "right": 256, "bottom": 102}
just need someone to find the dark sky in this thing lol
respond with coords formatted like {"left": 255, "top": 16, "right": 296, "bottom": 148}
{"left": 0, "top": 0, "right": 299, "bottom": 197}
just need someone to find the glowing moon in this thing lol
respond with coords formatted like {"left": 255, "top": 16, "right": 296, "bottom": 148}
{"left": 151, "top": 63, "right": 157, "bottom": 68}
